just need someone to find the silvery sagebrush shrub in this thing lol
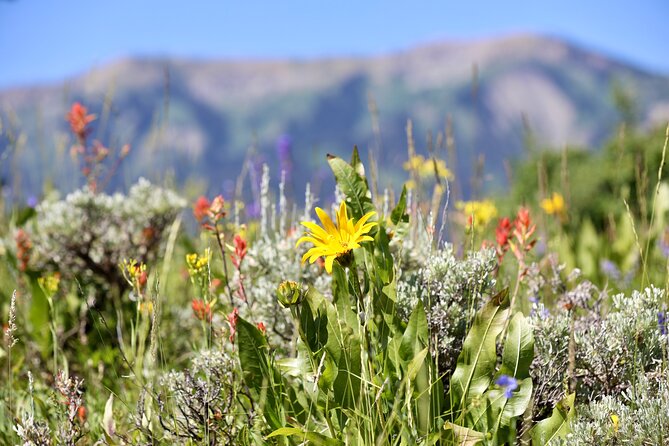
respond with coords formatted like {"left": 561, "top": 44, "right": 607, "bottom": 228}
{"left": 26, "top": 178, "right": 185, "bottom": 292}
{"left": 13, "top": 371, "right": 87, "bottom": 446}
{"left": 530, "top": 284, "right": 668, "bottom": 419}
{"left": 396, "top": 243, "right": 498, "bottom": 373}
{"left": 158, "top": 349, "right": 263, "bottom": 445}
{"left": 560, "top": 372, "right": 669, "bottom": 445}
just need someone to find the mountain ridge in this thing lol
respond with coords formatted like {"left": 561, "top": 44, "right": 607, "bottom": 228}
{"left": 1, "top": 33, "right": 668, "bottom": 200}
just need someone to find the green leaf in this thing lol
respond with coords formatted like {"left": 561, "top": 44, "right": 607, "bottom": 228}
{"left": 399, "top": 300, "right": 429, "bottom": 365}
{"left": 327, "top": 153, "right": 376, "bottom": 221}
{"left": 28, "top": 278, "right": 50, "bottom": 355}
{"left": 237, "top": 317, "right": 284, "bottom": 430}
{"left": 267, "top": 427, "right": 343, "bottom": 445}
{"left": 443, "top": 422, "right": 485, "bottom": 445}
{"left": 449, "top": 289, "right": 510, "bottom": 413}
{"left": 390, "top": 185, "right": 409, "bottom": 226}
{"left": 350, "top": 145, "right": 366, "bottom": 179}
{"left": 486, "top": 377, "right": 533, "bottom": 430}
{"left": 102, "top": 394, "right": 116, "bottom": 438}
{"left": 373, "top": 223, "right": 394, "bottom": 285}
{"left": 530, "top": 393, "right": 576, "bottom": 445}
{"left": 499, "top": 312, "right": 534, "bottom": 380}
{"left": 483, "top": 311, "right": 535, "bottom": 430}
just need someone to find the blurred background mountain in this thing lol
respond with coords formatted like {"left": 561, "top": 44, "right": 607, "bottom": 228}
{"left": 2, "top": 33, "right": 668, "bottom": 201}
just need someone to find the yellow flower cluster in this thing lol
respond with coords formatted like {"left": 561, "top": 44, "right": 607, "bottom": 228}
{"left": 119, "top": 258, "right": 146, "bottom": 287}
{"left": 186, "top": 248, "right": 211, "bottom": 274}
{"left": 403, "top": 155, "right": 454, "bottom": 180}
{"left": 540, "top": 192, "right": 566, "bottom": 215}
{"left": 38, "top": 273, "right": 61, "bottom": 296}
{"left": 456, "top": 199, "right": 498, "bottom": 230}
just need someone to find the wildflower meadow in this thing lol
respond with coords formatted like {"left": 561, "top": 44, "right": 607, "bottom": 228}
{"left": 1, "top": 99, "right": 669, "bottom": 446}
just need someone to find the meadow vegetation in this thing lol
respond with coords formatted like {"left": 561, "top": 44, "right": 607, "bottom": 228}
{"left": 1, "top": 102, "right": 668, "bottom": 445}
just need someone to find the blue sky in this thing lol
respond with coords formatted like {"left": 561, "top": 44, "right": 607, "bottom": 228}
{"left": 0, "top": 0, "right": 667, "bottom": 88}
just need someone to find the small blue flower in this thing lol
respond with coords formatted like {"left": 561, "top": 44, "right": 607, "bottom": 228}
{"left": 658, "top": 311, "right": 667, "bottom": 336}
{"left": 600, "top": 259, "right": 621, "bottom": 281}
{"left": 26, "top": 195, "right": 38, "bottom": 208}
{"left": 495, "top": 375, "right": 519, "bottom": 398}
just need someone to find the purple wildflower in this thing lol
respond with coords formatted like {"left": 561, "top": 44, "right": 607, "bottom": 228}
{"left": 600, "top": 259, "right": 621, "bottom": 281}
{"left": 26, "top": 195, "right": 38, "bottom": 208}
{"left": 659, "top": 311, "right": 667, "bottom": 336}
{"left": 495, "top": 375, "right": 518, "bottom": 398}
{"left": 657, "top": 230, "right": 669, "bottom": 258}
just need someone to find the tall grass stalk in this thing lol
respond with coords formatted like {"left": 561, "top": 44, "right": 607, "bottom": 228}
{"left": 641, "top": 123, "right": 669, "bottom": 286}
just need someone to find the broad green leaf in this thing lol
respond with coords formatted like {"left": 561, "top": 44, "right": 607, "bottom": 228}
{"left": 237, "top": 317, "right": 284, "bottom": 430}
{"left": 487, "top": 377, "right": 533, "bottom": 429}
{"left": 449, "top": 289, "right": 510, "bottom": 413}
{"left": 499, "top": 312, "right": 534, "bottom": 380}
{"left": 102, "top": 394, "right": 115, "bottom": 438}
{"left": 327, "top": 153, "right": 376, "bottom": 221}
{"left": 390, "top": 185, "right": 409, "bottom": 226}
{"left": 576, "top": 219, "right": 599, "bottom": 277}
{"left": 373, "top": 222, "right": 394, "bottom": 285}
{"left": 267, "top": 427, "right": 343, "bottom": 446}
{"left": 530, "top": 393, "right": 576, "bottom": 445}
{"left": 28, "top": 278, "right": 50, "bottom": 354}
{"left": 399, "top": 300, "right": 429, "bottom": 365}
{"left": 463, "top": 394, "right": 502, "bottom": 438}
{"left": 443, "top": 422, "right": 485, "bottom": 445}
{"left": 399, "top": 301, "right": 443, "bottom": 435}
{"left": 350, "top": 145, "right": 366, "bottom": 179}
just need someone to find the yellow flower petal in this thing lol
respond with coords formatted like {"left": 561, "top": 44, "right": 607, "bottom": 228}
{"left": 324, "top": 255, "right": 335, "bottom": 273}
{"left": 315, "top": 207, "right": 337, "bottom": 235}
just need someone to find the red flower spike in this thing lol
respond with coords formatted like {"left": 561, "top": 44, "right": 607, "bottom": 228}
{"left": 191, "top": 299, "right": 212, "bottom": 322}
{"left": 77, "top": 406, "right": 87, "bottom": 423}
{"left": 256, "top": 321, "right": 266, "bottom": 335}
{"left": 230, "top": 234, "right": 248, "bottom": 268}
{"left": 496, "top": 217, "right": 512, "bottom": 247}
{"left": 227, "top": 308, "right": 239, "bottom": 343}
{"left": 193, "top": 196, "right": 211, "bottom": 222}
{"left": 207, "top": 195, "right": 226, "bottom": 222}
{"left": 67, "top": 102, "right": 96, "bottom": 140}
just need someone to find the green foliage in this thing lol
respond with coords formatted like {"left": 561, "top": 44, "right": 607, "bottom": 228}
{"left": 445, "top": 290, "right": 537, "bottom": 445}
{"left": 267, "top": 152, "right": 444, "bottom": 444}
{"left": 530, "top": 393, "right": 575, "bottom": 445}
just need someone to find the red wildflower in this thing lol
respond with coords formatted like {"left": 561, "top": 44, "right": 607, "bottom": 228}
{"left": 256, "top": 321, "right": 266, "bottom": 335}
{"left": 514, "top": 208, "right": 534, "bottom": 236}
{"left": 508, "top": 207, "right": 536, "bottom": 266}
{"left": 142, "top": 226, "right": 156, "bottom": 244}
{"left": 230, "top": 234, "right": 248, "bottom": 268}
{"left": 209, "top": 278, "right": 222, "bottom": 292}
{"left": 227, "top": 308, "right": 239, "bottom": 343}
{"left": 15, "top": 229, "right": 32, "bottom": 272}
{"left": 191, "top": 299, "right": 212, "bottom": 322}
{"left": 77, "top": 405, "right": 87, "bottom": 423}
{"left": 208, "top": 195, "right": 226, "bottom": 221}
{"left": 193, "top": 196, "right": 211, "bottom": 222}
{"left": 66, "top": 102, "right": 96, "bottom": 140}
{"left": 496, "top": 217, "right": 512, "bottom": 247}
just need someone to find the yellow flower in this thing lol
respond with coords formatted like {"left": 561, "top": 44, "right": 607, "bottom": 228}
{"left": 610, "top": 413, "right": 619, "bottom": 433}
{"left": 540, "top": 192, "right": 566, "bottom": 215}
{"left": 403, "top": 155, "right": 454, "bottom": 181}
{"left": 403, "top": 155, "right": 425, "bottom": 172}
{"left": 418, "top": 158, "right": 454, "bottom": 180}
{"left": 38, "top": 273, "right": 61, "bottom": 296}
{"left": 186, "top": 248, "right": 211, "bottom": 273}
{"left": 456, "top": 200, "right": 498, "bottom": 230}
{"left": 296, "top": 202, "right": 377, "bottom": 273}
